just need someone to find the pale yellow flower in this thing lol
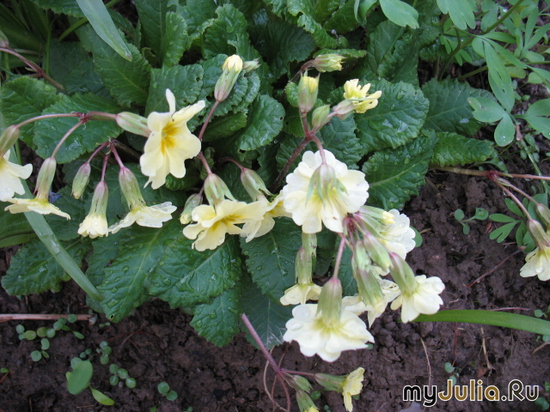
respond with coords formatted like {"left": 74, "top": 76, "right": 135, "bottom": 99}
{"left": 343, "top": 279, "right": 400, "bottom": 326}
{"left": 280, "top": 283, "right": 322, "bottom": 306}
{"left": 342, "top": 79, "right": 382, "bottom": 113}
{"left": 342, "top": 367, "right": 365, "bottom": 412}
{"left": 241, "top": 195, "right": 289, "bottom": 242}
{"left": 0, "top": 150, "right": 32, "bottom": 201}
{"left": 140, "top": 89, "right": 205, "bottom": 189}
{"left": 183, "top": 199, "right": 267, "bottom": 251}
{"left": 390, "top": 275, "right": 444, "bottom": 323}
{"left": 109, "top": 202, "right": 177, "bottom": 234}
{"left": 78, "top": 213, "right": 109, "bottom": 238}
{"left": 283, "top": 304, "right": 374, "bottom": 362}
{"left": 520, "top": 246, "right": 550, "bottom": 281}
{"left": 282, "top": 150, "right": 369, "bottom": 234}
{"left": 5, "top": 197, "right": 70, "bottom": 219}
{"left": 377, "top": 209, "right": 416, "bottom": 258}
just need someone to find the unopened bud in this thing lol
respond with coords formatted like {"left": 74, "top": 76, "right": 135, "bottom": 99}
{"left": 115, "top": 112, "right": 151, "bottom": 137}
{"left": 214, "top": 54, "right": 244, "bottom": 102}
{"left": 331, "top": 99, "right": 356, "bottom": 119}
{"left": 243, "top": 59, "right": 260, "bottom": 73}
{"left": 180, "top": 193, "right": 203, "bottom": 225}
{"left": 296, "top": 390, "right": 319, "bottom": 412}
{"left": 0, "top": 125, "right": 20, "bottom": 155}
{"left": 90, "top": 181, "right": 109, "bottom": 216}
{"left": 311, "top": 54, "right": 344, "bottom": 72}
{"left": 119, "top": 166, "right": 146, "bottom": 209}
{"left": 314, "top": 373, "right": 346, "bottom": 392}
{"left": 204, "top": 173, "right": 235, "bottom": 205}
{"left": 240, "top": 168, "right": 271, "bottom": 200}
{"left": 311, "top": 105, "right": 331, "bottom": 131}
{"left": 362, "top": 233, "right": 391, "bottom": 272}
{"left": 535, "top": 203, "right": 550, "bottom": 230}
{"left": 288, "top": 375, "right": 313, "bottom": 392}
{"left": 35, "top": 157, "right": 57, "bottom": 200}
{"left": 72, "top": 162, "right": 91, "bottom": 199}
{"left": 527, "top": 218, "right": 550, "bottom": 249}
{"left": 352, "top": 259, "right": 385, "bottom": 314}
{"left": 298, "top": 73, "right": 319, "bottom": 114}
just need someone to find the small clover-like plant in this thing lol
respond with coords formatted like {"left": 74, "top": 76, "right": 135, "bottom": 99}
{"left": 109, "top": 363, "right": 136, "bottom": 389}
{"left": 454, "top": 208, "right": 489, "bottom": 235}
{"left": 66, "top": 358, "right": 114, "bottom": 406}
{"left": 157, "top": 382, "right": 178, "bottom": 401}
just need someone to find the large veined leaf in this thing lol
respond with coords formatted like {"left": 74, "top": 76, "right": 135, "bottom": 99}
{"left": 134, "top": 0, "right": 170, "bottom": 57}
{"left": 363, "top": 130, "right": 437, "bottom": 209}
{"left": 240, "top": 218, "right": 302, "bottom": 302}
{"left": 34, "top": 93, "right": 122, "bottom": 164}
{"left": 355, "top": 80, "right": 429, "bottom": 153}
{"left": 431, "top": 132, "right": 495, "bottom": 167}
{"left": 162, "top": 12, "right": 189, "bottom": 67}
{"left": 422, "top": 78, "right": 493, "bottom": 136}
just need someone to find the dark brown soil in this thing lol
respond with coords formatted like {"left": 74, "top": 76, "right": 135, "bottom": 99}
{"left": 1, "top": 168, "right": 550, "bottom": 412}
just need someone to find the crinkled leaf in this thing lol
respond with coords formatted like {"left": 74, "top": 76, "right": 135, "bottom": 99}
{"left": 240, "top": 218, "right": 301, "bottom": 302}
{"left": 203, "top": 112, "right": 248, "bottom": 142}
{"left": 191, "top": 284, "right": 242, "bottom": 347}
{"left": 240, "top": 281, "right": 293, "bottom": 350}
{"left": 2, "top": 237, "right": 89, "bottom": 295}
{"left": 0, "top": 77, "right": 60, "bottom": 148}
{"left": 286, "top": 0, "right": 341, "bottom": 48}
{"left": 437, "top": 0, "right": 477, "bottom": 30}
{"left": 31, "top": 0, "right": 83, "bottom": 16}
{"left": 86, "top": 232, "right": 121, "bottom": 287}
{"left": 150, "top": 236, "right": 242, "bottom": 309}
{"left": 48, "top": 41, "right": 107, "bottom": 96}
{"left": 324, "top": 0, "right": 358, "bottom": 34}
{"left": 363, "top": 130, "right": 436, "bottom": 209}
{"left": 162, "top": 12, "right": 189, "bottom": 67}
{"left": 422, "top": 79, "right": 493, "bottom": 135}
{"left": 34, "top": 93, "right": 122, "bottom": 163}
{"left": 234, "top": 95, "right": 285, "bottom": 151}
{"left": 85, "top": 27, "right": 152, "bottom": 106}
{"left": 76, "top": 0, "right": 132, "bottom": 60}
{"left": 431, "top": 132, "right": 495, "bottom": 167}
{"left": 134, "top": 0, "right": 170, "bottom": 57}
{"left": 145, "top": 64, "right": 204, "bottom": 115}
{"left": 379, "top": 0, "right": 419, "bottom": 28}
{"left": 175, "top": 0, "right": 217, "bottom": 34}
{"left": 356, "top": 80, "right": 429, "bottom": 153}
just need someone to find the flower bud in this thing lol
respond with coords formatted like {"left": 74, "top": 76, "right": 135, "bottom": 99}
{"left": 311, "top": 54, "right": 344, "bottom": 72}
{"left": 389, "top": 252, "right": 417, "bottom": 293}
{"left": 361, "top": 232, "right": 391, "bottom": 272}
{"left": 298, "top": 73, "right": 319, "bottom": 114}
{"left": 288, "top": 375, "right": 313, "bottom": 392}
{"left": 35, "top": 157, "right": 57, "bottom": 200}
{"left": 115, "top": 112, "right": 151, "bottom": 137}
{"left": 243, "top": 59, "right": 260, "bottom": 73}
{"left": 317, "top": 277, "right": 342, "bottom": 326}
{"left": 180, "top": 193, "right": 203, "bottom": 225}
{"left": 119, "top": 166, "right": 146, "bottom": 209}
{"left": 311, "top": 104, "right": 331, "bottom": 131}
{"left": 527, "top": 218, "right": 550, "bottom": 249}
{"left": 204, "top": 173, "right": 235, "bottom": 205}
{"left": 296, "top": 390, "right": 319, "bottom": 412}
{"left": 314, "top": 373, "right": 346, "bottom": 392}
{"left": 240, "top": 167, "right": 271, "bottom": 200}
{"left": 352, "top": 259, "right": 386, "bottom": 316}
{"left": 0, "top": 125, "right": 20, "bottom": 155}
{"left": 72, "top": 162, "right": 91, "bottom": 199}
{"left": 214, "top": 54, "right": 244, "bottom": 102}
{"left": 535, "top": 203, "right": 550, "bottom": 230}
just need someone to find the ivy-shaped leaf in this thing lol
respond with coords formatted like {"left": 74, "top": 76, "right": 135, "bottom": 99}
{"left": 34, "top": 93, "right": 123, "bottom": 163}
{"left": 355, "top": 80, "right": 429, "bottom": 153}
{"left": 190, "top": 284, "right": 242, "bottom": 347}
{"left": 240, "top": 218, "right": 301, "bottom": 302}
{"left": 2, "top": 238, "right": 89, "bottom": 295}
{"left": 422, "top": 78, "right": 493, "bottom": 136}
{"left": 363, "top": 130, "right": 437, "bottom": 209}
{"left": 431, "top": 132, "right": 495, "bottom": 167}
{"left": 240, "top": 281, "right": 293, "bottom": 350}
{"left": 0, "top": 77, "right": 60, "bottom": 148}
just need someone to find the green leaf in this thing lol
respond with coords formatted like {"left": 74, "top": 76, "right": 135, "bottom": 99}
{"left": 240, "top": 281, "right": 293, "bottom": 350}
{"left": 325, "top": 0, "right": 359, "bottom": 34}
{"left": 436, "top": 0, "right": 476, "bottom": 30}
{"left": 0, "top": 204, "right": 35, "bottom": 247}
{"left": 240, "top": 218, "right": 302, "bottom": 302}
{"left": 76, "top": 0, "right": 132, "bottom": 60}
{"left": 415, "top": 310, "right": 550, "bottom": 336}
{"left": 493, "top": 114, "right": 515, "bottom": 146}
{"left": 202, "top": 112, "right": 248, "bottom": 142}
{"left": 356, "top": 80, "right": 429, "bottom": 153}
{"left": 190, "top": 284, "right": 242, "bottom": 347}
{"left": 363, "top": 130, "right": 436, "bottom": 209}
{"left": 478, "top": 39, "right": 514, "bottom": 112}
{"left": 379, "top": 0, "right": 419, "bottom": 28}
{"left": 45, "top": 186, "right": 87, "bottom": 241}
{"left": 287, "top": 0, "right": 340, "bottom": 48}
{"left": 90, "top": 388, "right": 115, "bottom": 406}
{"left": 145, "top": 64, "right": 204, "bottom": 115}
{"left": 66, "top": 360, "right": 93, "bottom": 395}
{"left": 85, "top": 27, "right": 152, "bottom": 106}
{"left": 162, "top": 12, "right": 189, "bottom": 67}
{"left": 48, "top": 41, "right": 107, "bottom": 96}
{"left": 422, "top": 79, "right": 493, "bottom": 135}
{"left": 34, "top": 93, "right": 122, "bottom": 163}
{"left": 524, "top": 99, "right": 550, "bottom": 138}
{"left": 32, "top": 0, "right": 83, "bottom": 17}
{"left": 2, "top": 238, "right": 89, "bottom": 295}
{"left": 431, "top": 132, "right": 494, "bottom": 167}
{"left": 0, "top": 77, "right": 60, "bottom": 148}
{"left": 234, "top": 95, "right": 285, "bottom": 151}
{"left": 149, "top": 236, "right": 242, "bottom": 309}
{"left": 134, "top": 0, "right": 169, "bottom": 57}
{"left": 468, "top": 97, "right": 507, "bottom": 123}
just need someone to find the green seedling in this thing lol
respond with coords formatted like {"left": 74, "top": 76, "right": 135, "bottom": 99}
{"left": 108, "top": 363, "right": 136, "bottom": 389}
{"left": 158, "top": 382, "right": 178, "bottom": 401}
{"left": 535, "top": 382, "right": 550, "bottom": 410}
{"left": 66, "top": 358, "right": 114, "bottom": 406}
{"left": 97, "top": 341, "right": 112, "bottom": 365}
{"left": 444, "top": 362, "right": 461, "bottom": 386}
{"left": 454, "top": 208, "right": 489, "bottom": 234}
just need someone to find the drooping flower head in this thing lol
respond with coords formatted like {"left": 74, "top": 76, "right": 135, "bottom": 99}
{"left": 280, "top": 246, "right": 322, "bottom": 306}
{"left": 78, "top": 180, "right": 109, "bottom": 238}
{"left": 377, "top": 209, "right": 416, "bottom": 259}
{"left": 333, "top": 80, "right": 382, "bottom": 118}
{"left": 0, "top": 150, "right": 33, "bottom": 202}
{"left": 109, "top": 166, "right": 176, "bottom": 233}
{"left": 282, "top": 150, "right": 369, "bottom": 234}
{"left": 5, "top": 157, "right": 70, "bottom": 219}
{"left": 315, "top": 367, "right": 365, "bottom": 412}
{"left": 520, "top": 219, "right": 550, "bottom": 281}
{"left": 140, "top": 89, "right": 205, "bottom": 189}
